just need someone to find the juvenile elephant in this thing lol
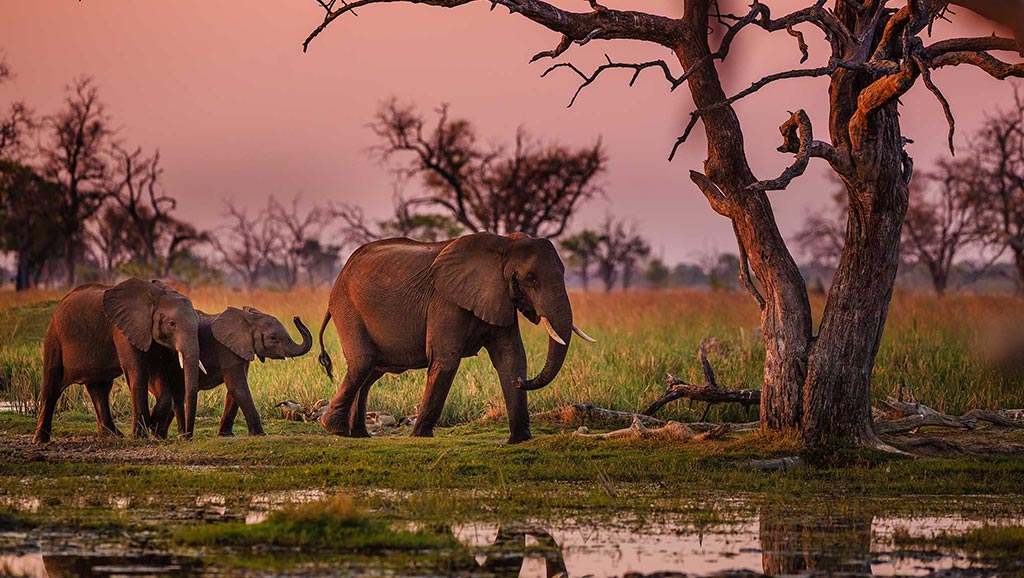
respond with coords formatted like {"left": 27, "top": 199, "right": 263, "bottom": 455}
{"left": 149, "top": 306, "right": 313, "bottom": 437}
{"left": 316, "top": 232, "right": 595, "bottom": 443}
{"left": 33, "top": 278, "right": 204, "bottom": 444}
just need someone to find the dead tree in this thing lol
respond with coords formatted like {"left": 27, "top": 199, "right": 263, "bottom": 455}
{"left": 40, "top": 77, "right": 113, "bottom": 287}
{"left": 970, "top": 92, "right": 1024, "bottom": 294}
{"left": 105, "top": 145, "right": 206, "bottom": 277}
{"left": 901, "top": 159, "right": 994, "bottom": 295}
{"left": 303, "top": 0, "right": 1024, "bottom": 448}
{"left": 369, "top": 99, "right": 605, "bottom": 238}
{"left": 212, "top": 201, "right": 281, "bottom": 292}
{"left": 268, "top": 194, "right": 334, "bottom": 290}
{"left": 643, "top": 342, "right": 761, "bottom": 420}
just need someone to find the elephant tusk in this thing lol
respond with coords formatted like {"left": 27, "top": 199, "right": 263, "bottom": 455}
{"left": 573, "top": 324, "right": 598, "bottom": 344}
{"left": 178, "top": 351, "right": 184, "bottom": 369}
{"left": 540, "top": 317, "right": 567, "bottom": 346}
{"left": 198, "top": 359, "right": 208, "bottom": 375}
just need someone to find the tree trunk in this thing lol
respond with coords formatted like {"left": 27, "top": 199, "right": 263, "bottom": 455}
{"left": 674, "top": 6, "right": 813, "bottom": 433}
{"left": 1014, "top": 250, "right": 1024, "bottom": 295}
{"left": 63, "top": 235, "right": 76, "bottom": 288}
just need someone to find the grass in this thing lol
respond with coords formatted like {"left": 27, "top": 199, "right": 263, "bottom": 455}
{"left": 3, "top": 287, "right": 1024, "bottom": 572}
{"left": 2, "top": 287, "right": 1023, "bottom": 431}
{"left": 179, "top": 494, "right": 456, "bottom": 551}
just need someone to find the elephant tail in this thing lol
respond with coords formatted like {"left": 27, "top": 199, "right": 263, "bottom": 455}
{"left": 317, "top": 310, "right": 334, "bottom": 381}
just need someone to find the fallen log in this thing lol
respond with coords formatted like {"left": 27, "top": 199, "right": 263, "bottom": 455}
{"left": 532, "top": 403, "right": 665, "bottom": 428}
{"left": 873, "top": 413, "right": 977, "bottom": 435}
{"left": 643, "top": 341, "right": 760, "bottom": 418}
{"left": 573, "top": 416, "right": 697, "bottom": 441}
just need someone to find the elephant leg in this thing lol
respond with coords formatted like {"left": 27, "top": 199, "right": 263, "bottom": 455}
{"left": 411, "top": 358, "right": 460, "bottom": 438}
{"left": 486, "top": 334, "right": 531, "bottom": 444}
{"left": 322, "top": 356, "right": 378, "bottom": 437}
{"left": 114, "top": 341, "right": 154, "bottom": 439}
{"left": 33, "top": 334, "right": 65, "bottom": 445}
{"left": 218, "top": 391, "right": 239, "bottom": 437}
{"left": 86, "top": 380, "right": 122, "bottom": 439}
{"left": 149, "top": 378, "right": 175, "bottom": 439}
{"left": 350, "top": 370, "right": 384, "bottom": 438}
{"left": 224, "top": 373, "right": 265, "bottom": 436}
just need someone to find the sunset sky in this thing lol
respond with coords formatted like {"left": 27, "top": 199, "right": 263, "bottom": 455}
{"left": 2, "top": 1, "right": 1020, "bottom": 262}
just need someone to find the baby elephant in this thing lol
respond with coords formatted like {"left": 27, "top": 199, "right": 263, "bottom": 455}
{"left": 150, "top": 306, "right": 312, "bottom": 437}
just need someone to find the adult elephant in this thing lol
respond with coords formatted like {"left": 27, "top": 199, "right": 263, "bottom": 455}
{"left": 316, "top": 232, "right": 595, "bottom": 443}
{"left": 33, "top": 278, "right": 204, "bottom": 444}
{"left": 149, "top": 306, "right": 313, "bottom": 437}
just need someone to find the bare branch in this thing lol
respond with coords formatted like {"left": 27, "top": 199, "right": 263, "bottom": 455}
{"left": 748, "top": 110, "right": 813, "bottom": 193}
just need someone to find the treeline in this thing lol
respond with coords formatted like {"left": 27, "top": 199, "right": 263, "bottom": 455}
{"left": 0, "top": 66, "right": 212, "bottom": 289}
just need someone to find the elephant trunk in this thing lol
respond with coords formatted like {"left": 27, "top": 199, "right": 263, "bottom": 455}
{"left": 178, "top": 339, "right": 202, "bottom": 440}
{"left": 285, "top": 316, "right": 313, "bottom": 357}
{"left": 516, "top": 295, "right": 572, "bottom": 392}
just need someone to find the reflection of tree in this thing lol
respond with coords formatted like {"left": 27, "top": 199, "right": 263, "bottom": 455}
{"left": 760, "top": 505, "right": 873, "bottom": 576}
{"left": 43, "top": 554, "right": 196, "bottom": 578}
{"left": 462, "top": 525, "right": 568, "bottom": 578}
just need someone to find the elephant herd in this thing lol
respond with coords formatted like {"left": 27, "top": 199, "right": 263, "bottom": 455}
{"left": 33, "top": 232, "right": 595, "bottom": 445}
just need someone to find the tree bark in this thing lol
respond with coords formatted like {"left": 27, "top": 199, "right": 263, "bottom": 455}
{"left": 675, "top": 4, "right": 812, "bottom": 431}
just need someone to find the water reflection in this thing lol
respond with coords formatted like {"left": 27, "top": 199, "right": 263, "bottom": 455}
{"left": 0, "top": 504, "right": 1018, "bottom": 577}
{"left": 0, "top": 552, "right": 197, "bottom": 578}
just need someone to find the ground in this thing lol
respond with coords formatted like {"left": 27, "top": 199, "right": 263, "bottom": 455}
{"left": 2, "top": 289, "right": 1024, "bottom": 576}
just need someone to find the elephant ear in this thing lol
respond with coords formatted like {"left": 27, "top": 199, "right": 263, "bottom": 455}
{"left": 103, "top": 278, "right": 156, "bottom": 352}
{"left": 212, "top": 307, "right": 256, "bottom": 362}
{"left": 430, "top": 233, "right": 515, "bottom": 326}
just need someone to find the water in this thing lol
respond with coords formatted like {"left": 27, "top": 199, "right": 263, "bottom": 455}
{"left": 1, "top": 506, "right": 1020, "bottom": 577}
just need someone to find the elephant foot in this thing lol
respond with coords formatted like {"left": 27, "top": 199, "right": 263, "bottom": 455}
{"left": 410, "top": 427, "right": 434, "bottom": 438}
{"left": 320, "top": 410, "right": 351, "bottom": 437}
{"left": 32, "top": 432, "right": 51, "bottom": 445}
{"left": 350, "top": 429, "right": 372, "bottom": 439}
{"left": 247, "top": 430, "right": 267, "bottom": 437}
{"left": 218, "top": 430, "right": 235, "bottom": 437}
{"left": 507, "top": 431, "right": 532, "bottom": 444}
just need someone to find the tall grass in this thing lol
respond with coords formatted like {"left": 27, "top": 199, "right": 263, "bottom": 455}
{"left": 1, "top": 286, "right": 1022, "bottom": 428}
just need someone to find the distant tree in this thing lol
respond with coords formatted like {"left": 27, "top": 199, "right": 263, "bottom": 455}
{"left": 559, "top": 230, "right": 600, "bottom": 290}
{"left": 88, "top": 204, "right": 135, "bottom": 282}
{"left": 370, "top": 99, "right": 604, "bottom": 238}
{"left": 969, "top": 92, "right": 1024, "bottom": 294}
{"left": 644, "top": 258, "right": 670, "bottom": 289}
{"left": 212, "top": 201, "right": 281, "bottom": 293}
{"left": 0, "top": 160, "right": 64, "bottom": 290}
{"left": 295, "top": 239, "right": 343, "bottom": 287}
{"left": 794, "top": 186, "right": 847, "bottom": 270}
{"left": 619, "top": 236, "right": 652, "bottom": 290}
{"left": 104, "top": 144, "right": 206, "bottom": 277}
{"left": 0, "top": 57, "right": 35, "bottom": 162}
{"left": 592, "top": 218, "right": 651, "bottom": 292}
{"left": 378, "top": 208, "right": 464, "bottom": 242}
{"left": 901, "top": 159, "right": 994, "bottom": 295}
{"left": 334, "top": 194, "right": 465, "bottom": 246}
{"left": 671, "top": 263, "right": 707, "bottom": 287}
{"left": 40, "top": 77, "right": 114, "bottom": 287}
{"left": 268, "top": 194, "right": 336, "bottom": 290}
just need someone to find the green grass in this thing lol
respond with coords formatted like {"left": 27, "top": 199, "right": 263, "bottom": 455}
{"left": 2, "top": 288, "right": 1023, "bottom": 430}
{"left": 894, "top": 524, "right": 1024, "bottom": 560}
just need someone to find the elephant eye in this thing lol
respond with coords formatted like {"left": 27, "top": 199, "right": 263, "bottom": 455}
{"left": 168, "top": 320, "right": 176, "bottom": 328}
{"left": 524, "top": 273, "right": 537, "bottom": 286}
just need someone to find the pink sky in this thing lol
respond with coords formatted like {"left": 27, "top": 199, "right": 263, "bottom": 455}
{"left": 1, "top": 1, "right": 1019, "bottom": 262}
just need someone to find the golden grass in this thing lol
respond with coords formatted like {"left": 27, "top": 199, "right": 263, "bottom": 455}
{"left": 2, "top": 286, "right": 1023, "bottom": 430}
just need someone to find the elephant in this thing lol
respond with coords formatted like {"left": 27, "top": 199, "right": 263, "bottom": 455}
{"left": 33, "top": 278, "right": 204, "bottom": 444}
{"left": 148, "top": 306, "right": 313, "bottom": 437}
{"left": 315, "top": 232, "right": 595, "bottom": 443}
